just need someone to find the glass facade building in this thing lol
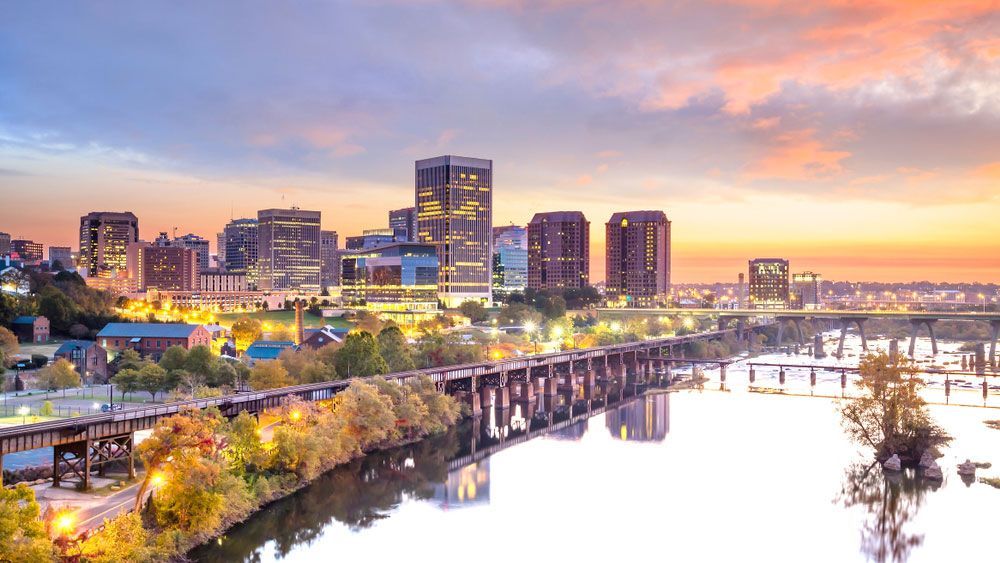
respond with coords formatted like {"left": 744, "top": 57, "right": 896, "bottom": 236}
{"left": 223, "top": 218, "right": 259, "bottom": 286}
{"left": 791, "top": 271, "right": 822, "bottom": 310}
{"left": 321, "top": 230, "right": 340, "bottom": 289}
{"left": 492, "top": 225, "right": 527, "bottom": 295}
{"left": 257, "top": 208, "right": 321, "bottom": 292}
{"left": 389, "top": 207, "right": 417, "bottom": 242}
{"left": 340, "top": 243, "right": 439, "bottom": 311}
{"left": 79, "top": 211, "right": 139, "bottom": 277}
{"left": 172, "top": 233, "right": 210, "bottom": 272}
{"left": 415, "top": 155, "right": 493, "bottom": 307}
{"left": 748, "top": 258, "right": 790, "bottom": 309}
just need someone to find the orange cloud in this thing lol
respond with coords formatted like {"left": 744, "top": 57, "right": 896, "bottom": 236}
{"left": 745, "top": 129, "right": 850, "bottom": 180}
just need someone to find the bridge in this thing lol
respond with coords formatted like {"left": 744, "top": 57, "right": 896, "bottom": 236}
{"left": 595, "top": 308, "right": 1000, "bottom": 360}
{"left": 0, "top": 326, "right": 749, "bottom": 488}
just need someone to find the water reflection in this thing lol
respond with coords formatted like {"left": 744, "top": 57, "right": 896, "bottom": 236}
{"left": 433, "top": 459, "right": 490, "bottom": 509}
{"left": 837, "top": 463, "right": 938, "bottom": 563}
{"left": 606, "top": 393, "right": 670, "bottom": 442}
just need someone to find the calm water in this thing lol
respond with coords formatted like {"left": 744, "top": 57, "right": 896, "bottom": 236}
{"left": 192, "top": 382, "right": 1000, "bottom": 562}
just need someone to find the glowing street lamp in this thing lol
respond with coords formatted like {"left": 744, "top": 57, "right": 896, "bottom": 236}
{"left": 17, "top": 405, "right": 29, "bottom": 424}
{"left": 52, "top": 510, "right": 76, "bottom": 539}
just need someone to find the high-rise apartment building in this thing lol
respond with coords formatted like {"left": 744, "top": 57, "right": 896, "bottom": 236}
{"left": 791, "top": 271, "right": 822, "bottom": 310}
{"left": 223, "top": 218, "right": 259, "bottom": 286}
{"left": 172, "top": 233, "right": 210, "bottom": 272}
{"left": 11, "top": 240, "right": 44, "bottom": 265}
{"left": 141, "top": 246, "right": 199, "bottom": 291}
{"left": 79, "top": 212, "right": 139, "bottom": 276}
{"left": 492, "top": 225, "right": 528, "bottom": 295}
{"left": 0, "top": 232, "right": 10, "bottom": 256}
{"left": 605, "top": 211, "right": 671, "bottom": 308}
{"left": 257, "top": 208, "right": 322, "bottom": 292}
{"left": 389, "top": 207, "right": 417, "bottom": 242}
{"left": 321, "top": 230, "right": 340, "bottom": 289}
{"left": 415, "top": 155, "right": 493, "bottom": 307}
{"left": 527, "top": 211, "right": 589, "bottom": 290}
{"left": 748, "top": 258, "right": 790, "bottom": 309}
{"left": 216, "top": 232, "right": 226, "bottom": 269}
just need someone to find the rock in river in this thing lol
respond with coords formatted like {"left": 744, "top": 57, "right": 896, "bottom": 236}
{"left": 958, "top": 459, "right": 977, "bottom": 476}
{"left": 883, "top": 454, "right": 902, "bottom": 471}
{"left": 918, "top": 451, "right": 936, "bottom": 468}
{"left": 924, "top": 461, "right": 944, "bottom": 480}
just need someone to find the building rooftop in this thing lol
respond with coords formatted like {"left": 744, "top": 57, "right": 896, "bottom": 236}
{"left": 415, "top": 155, "right": 493, "bottom": 170}
{"left": 12, "top": 316, "right": 38, "bottom": 324}
{"left": 245, "top": 340, "right": 296, "bottom": 360}
{"left": 607, "top": 210, "right": 669, "bottom": 224}
{"left": 97, "top": 323, "right": 203, "bottom": 338}
{"left": 54, "top": 340, "right": 99, "bottom": 355}
{"left": 530, "top": 211, "right": 587, "bottom": 224}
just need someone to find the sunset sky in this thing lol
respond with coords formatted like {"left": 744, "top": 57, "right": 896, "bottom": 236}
{"left": 1, "top": 1, "right": 998, "bottom": 283}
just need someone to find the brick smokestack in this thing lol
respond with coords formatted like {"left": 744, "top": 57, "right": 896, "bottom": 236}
{"left": 295, "top": 299, "right": 304, "bottom": 345}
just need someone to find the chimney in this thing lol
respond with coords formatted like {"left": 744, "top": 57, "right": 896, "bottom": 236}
{"left": 295, "top": 300, "right": 304, "bottom": 345}
{"left": 738, "top": 273, "right": 745, "bottom": 309}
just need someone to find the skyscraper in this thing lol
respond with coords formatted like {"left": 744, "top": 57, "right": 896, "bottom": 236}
{"left": 527, "top": 211, "right": 589, "bottom": 290}
{"left": 321, "top": 230, "right": 340, "bottom": 289}
{"left": 11, "top": 240, "right": 43, "bottom": 265}
{"left": 492, "top": 225, "right": 528, "bottom": 295}
{"left": 389, "top": 207, "right": 417, "bottom": 242}
{"left": 257, "top": 208, "right": 321, "bottom": 292}
{"left": 140, "top": 246, "right": 199, "bottom": 291}
{"left": 748, "top": 258, "right": 790, "bottom": 309}
{"left": 223, "top": 218, "right": 259, "bottom": 286}
{"left": 216, "top": 232, "right": 226, "bottom": 269}
{"left": 172, "top": 233, "right": 210, "bottom": 272}
{"left": 605, "top": 210, "right": 671, "bottom": 308}
{"left": 48, "top": 246, "right": 73, "bottom": 269}
{"left": 415, "top": 155, "right": 493, "bottom": 307}
{"left": 79, "top": 211, "right": 139, "bottom": 276}
{"left": 791, "top": 271, "right": 821, "bottom": 310}
{"left": 0, "top": 232, "right": 10, "bottom": 256}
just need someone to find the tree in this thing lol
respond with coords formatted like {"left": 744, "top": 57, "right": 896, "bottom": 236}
{"left": 541, "top": 295, "right": 567, "bottom": 319}
{"left": 335, "top": 332, "right": 388, "bottom": 377}
{"left": 37, "top": 358, "right": 81, "bottom": 397}
{"left": 458, "top": 300, "right": 488, "bottom": 323}
{"left": 134, "top": 409, "right": 223, "bottom": 511}
{"left": 839, "top": 352, "right": 950, "bottom": 464}
{"left": 183, "top": 345, "right": 214, "bottom": 378}
{"left": 222, "top": 411, "right": 269, "bottom": 476}
{"left": 158, "top": 346, "right": 188, "bottom": 372}
{"left": 269, "top": 323, "right": 296, "bottom": 342}
{"left": 331, "top": 380, "right": 397, "bottom": 449}
{"left": 136, "top": 364, "right": 169, "bottom": 402}
{"left": 0, "top": 326, "right": 19, "bottom": 360}
{"left": 37, "top": 284, "right": 79, "bottom": 333}
{"left": 111, "top": 368, "right": 141, "bottom": 402}
{"left": 230, "top": 317, "right": 262, "bottom": 352}
{"left": 115, "top": 348, "right": 147, "bottom": 372}
{"left": 39, "top": 400, "right": 54, "bottom": 416}
{"left": 249, "top": 361, "right": 291, "bottom": 390}
{"left": 77, "top": 512, "right": 156, "bottom": 563}
{"left": 68, "top": 323, "right": 90, "bottom": 339}
{"left": 0, "top": 484, "right": 56, "bottom": 562}
{"left": 378, "top": 326, "right": 415, "bottom": 373}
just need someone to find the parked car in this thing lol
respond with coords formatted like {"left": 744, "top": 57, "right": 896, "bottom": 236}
{"left": 100, "top": 403, "right": 123, "bottom": 412}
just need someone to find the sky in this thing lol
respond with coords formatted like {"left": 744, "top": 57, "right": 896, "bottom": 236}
{"left": 0, "top": 0, "right": 998, "bottom": 283}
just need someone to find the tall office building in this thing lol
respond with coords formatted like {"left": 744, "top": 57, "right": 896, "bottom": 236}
{"left": 344, "top": 228, "right": 407, "bottom": 251}
{"left": 48, "top": 247, "right": 73, "bottom": 269}
{"left": 415, "top": 155, "right": 493, "bottom": 307}
{"left": 321, "top": 230, "right": 340, "bottom": 289}
{"left": 223, "top": 218, "right": 259, "bottom": 286}
{"left": 605, "top": 211, "right": 671, "bottom": 308}
{"left": 492, "top": 225, "right": 528, "bottom": 295}
{"left": 216, "top": 232, "right": 226, "bottom": 269}
{"left": 79, "top": 211, "right": 139, "bottom": 276}
{"left": 0, "top": 232, "right": 10, "bottom": 256}
{"left": 527, "top": 211, "right": 589, "bottom": 290}
{"left": 11, "top": 240, "right": 43, "bottom": 265}
{"left": 140, "top": 246, "right": 199, "bottom": 291}
{"left": 791, "top": 271, "right": 822, "bottom": 310}
{"left": 257, "top": 208, "right": 322, "bottom": 292}
{"left": 748, "top": 258, "right": 790, "bottom": 309}
{"left": 172, "top": 233, "right": 210, "bottom": 272}
{"left": 340, "top": 242, "right": 439, "bottom": 311}
{"left": 389, "top": 207, "right": 417, "bottom": 242}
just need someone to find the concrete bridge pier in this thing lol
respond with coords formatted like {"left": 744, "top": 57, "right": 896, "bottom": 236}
{"left": 975, "top": 343, "right": 986, "bottom": 375}
{"left": 480, "top": 386, "right": 496, "bottom": 409}
{"left": 908, "top": 319, "right": 939, "bottom": 357}
{"left": 838, "top": 317, "right": 869, "bottom": 357}
{"left": 466, "top": 391, "right": 482, "bottom": 417}
{"left": 719, "top": 363, "right": 727, "bottom": 383}
{"left": 495, "top": 387, "right": 511, "bottom": 410}
{"left": 543, "top": 377, "right": 559, "bottom": 397}
{"left": 990, "top": 321, "right": 1000, "bottom": 365}
{"left": 512, "top": 381, "right": 534, "bottom": 402}
{"left": 748, "top": 367, "right": 755, "bottom": 383}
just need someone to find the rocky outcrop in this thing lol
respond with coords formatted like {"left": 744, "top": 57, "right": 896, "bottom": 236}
{"left": 883, "top": 454, "right": 902, "bottom": 471}
{"left": 918, "top": 451, "right": 936, "bottom": 468}
{"left": 958, "top": 459, "right": 977, "bottom": 476}
{"left": 924, "top": 461, "right": 943, "bottom": 480}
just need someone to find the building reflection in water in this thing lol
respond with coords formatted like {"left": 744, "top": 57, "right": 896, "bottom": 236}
{"left": 606, "top": 393, "right": 670, "bottom": 442}
{"left": 434, "top": 459, "right": 490, "bottom": 509}
{"left": 549, "top": 420, "right": 588, "bottom": 441}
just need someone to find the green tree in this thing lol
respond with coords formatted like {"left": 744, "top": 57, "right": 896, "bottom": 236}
{"left": 0, "top": 484, "right": 56, "bottom": 562}
{"left": 77, "top": 512, "right": 157, "bottom": 563}
{"left": 37, "top": 358, "right": 82, "bottom": 397}
{"left": 136, "top": 364, "right": 169, "bottom": 402}
{"left": 378, "top": 326, "right": 415, "bottom": 373}
{"left": 335, "top": 332, "right": 388, "bottom": 377}
{"left": 541, "top": 295, "right": 567, "bottom": 319}
{"left": 840, "top": 352, "right": 950, "bottom": 464}
{"left": 222, "top": 411, "right": 270, "bottom": 476}
{"left": 183, "top": 345, "right": 214, "bottom": 378}
{"left": 158, "top": 346, "right": 189, "bottom": 372}
{"left": 111, "top": 368, "right": 141, "bottom": 402}
{"left": 37, "top": 284, "right": 80, "bottom": 333}
{"left": 39, "top": 400, "right": 54, "bottom": 416}
{"left": 406, "top": 375, "right": 461, "bottom": 434}
{"left": 249, "top": 361, "right": 291, "bottom": 390}
{"left": 230, "top": 317, "right": 262, "bottom": 352}
{"left": 115, "top": 348, "right": 148, "bottom": 372}
{"left": 458, "top": 300, "right": 488, "bottom": 323}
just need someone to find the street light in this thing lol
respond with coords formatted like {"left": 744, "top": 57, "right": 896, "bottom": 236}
{"left": 523, "top": 321, "right": 538, "bottom": 354}
{"left": 17, "top": 405, "right": 29, "bottom": 424}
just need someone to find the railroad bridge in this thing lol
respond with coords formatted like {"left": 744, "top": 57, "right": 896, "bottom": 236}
{"left": 0, "top": 326, "right": 753, "bottom": 488}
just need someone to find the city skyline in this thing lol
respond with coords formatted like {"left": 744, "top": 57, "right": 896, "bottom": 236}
{"left": 2, "top": 2, "right": 999, "bottom": 283}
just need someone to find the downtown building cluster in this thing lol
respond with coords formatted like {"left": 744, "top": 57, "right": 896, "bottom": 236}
{"left": 2, "top": 155, "right": 680, "bottom": 318}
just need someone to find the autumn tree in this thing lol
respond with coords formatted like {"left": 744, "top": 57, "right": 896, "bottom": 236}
{"left": 37, "top": 358, "right": 81, "bottom": 397}
{"left": 222, "top": 411, "right": 270, "bottom": 477}
{"left": 230, "top": 317, "right": 262, "bottom": 352}
{"left": 249, "top": 361, "right": 291, "bottom": 390}
{"left": 0, "top": 484, "right": 56, "bottom": 562}
{"left": 0, "top": 326, "right": 18, "bottom": 360}
{"left": 331, "top": 380, "right": 397, "bottom": 450}
{"left": 839, "top": 352, "right": 950, "bottom": 464}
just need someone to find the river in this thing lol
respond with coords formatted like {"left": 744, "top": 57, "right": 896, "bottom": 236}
{"left": 192, "top": 343, "right": 1000, "bottom": 562}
